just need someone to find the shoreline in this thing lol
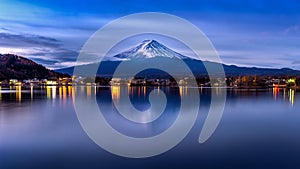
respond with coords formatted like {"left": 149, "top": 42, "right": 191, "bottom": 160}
{"left": 0, "top": 84, "right": 299, "bottom": 90}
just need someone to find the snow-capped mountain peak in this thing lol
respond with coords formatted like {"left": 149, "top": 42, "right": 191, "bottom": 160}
{"left": 113, "top": 40, "right": 190, "bottom": 60}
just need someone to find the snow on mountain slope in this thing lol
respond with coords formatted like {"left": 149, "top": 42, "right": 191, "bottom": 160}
{"left": 112, "top": 40, "right": 192, "bottom": 60}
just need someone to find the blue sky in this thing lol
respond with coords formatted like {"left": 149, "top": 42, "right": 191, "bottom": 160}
{"left": 0, "top": 0, "right": 300, "bottom": 69}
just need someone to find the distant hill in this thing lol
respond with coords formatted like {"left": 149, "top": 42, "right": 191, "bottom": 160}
{"left": 0, "top": 54, "right": 68, "bottom": 80}
{"left": 56, "top": 40, "right": 300, "bottom": 77}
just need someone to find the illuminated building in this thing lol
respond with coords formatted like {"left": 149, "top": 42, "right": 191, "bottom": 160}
{"left": 46, "top": 80, "right": 57, "bottom": 86}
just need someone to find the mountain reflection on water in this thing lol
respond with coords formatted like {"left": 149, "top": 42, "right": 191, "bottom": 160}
{"left": 0, "top": 86, "right": 299, "bottom": 169}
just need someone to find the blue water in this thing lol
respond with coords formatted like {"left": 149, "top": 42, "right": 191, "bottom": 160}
{"left": 0, "top": 86, "right": 299, "bottom": 169}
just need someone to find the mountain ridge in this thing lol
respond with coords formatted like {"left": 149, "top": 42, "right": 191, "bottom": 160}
{"left": 56, "top": 40, "right": 300, "bottom": 77}
{"left": 56, "top": 59, "right": 300, "bottom": 77}
{"left": 0, "top": 53, "right": 68, "bottom": 80}
{"left": 1, "top": 40, "right": 299, "bottom": 79}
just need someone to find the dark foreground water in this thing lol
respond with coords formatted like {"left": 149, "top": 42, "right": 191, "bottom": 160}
{"left": 0, "top": 86, "right": 299, "bottom": 169}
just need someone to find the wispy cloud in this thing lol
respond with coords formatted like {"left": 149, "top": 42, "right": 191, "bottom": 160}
{"left": 284, "top": 25, "right": 299, "bottom": 35}
{"left": 0, "top": 29, "right": 79, "bottom": 69}
{"left": 0, "top": 32, "right": 60, "bottom": 48}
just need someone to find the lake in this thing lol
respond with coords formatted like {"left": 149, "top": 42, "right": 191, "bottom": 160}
{"left": 0, "top": 86, "right": 300, "bottom": 169}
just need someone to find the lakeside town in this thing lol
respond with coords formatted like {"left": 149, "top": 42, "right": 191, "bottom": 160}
{"left": 0, "top": 75, "right": 299, "bottom": 89}
{"left": 1, "top": 54, "right": 300, "bottom": 90}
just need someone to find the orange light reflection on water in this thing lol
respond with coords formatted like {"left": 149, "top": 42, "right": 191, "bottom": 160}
{"left": 0, "top": 86, "right": 2, "bottom": 101}
{"left": 86, "top": 86, "right": 91, "bottom": 98}
{"left": 273, "top": 87, "right": 295, "bottom": 106}
{"left": 273, "top": 87, "right": 279, "bottom": 101}
{"left": 289, "top": 89, "right": 295, "bottom": 106}
{"left": 111, "top": 86, "right": 120, "bottom": 100}
{"left": 62, "top": 86, "right": 67, "bottom": 101}
{"left": 179, "top": 86, "right": 187, "bottom": 97}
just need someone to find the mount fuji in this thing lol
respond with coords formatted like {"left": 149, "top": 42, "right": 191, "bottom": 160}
{"left": 56, "top": 40, "right": 300, "bottom": 77}
{"left": 112, "top": 40, "right": 190, "bottom": 60}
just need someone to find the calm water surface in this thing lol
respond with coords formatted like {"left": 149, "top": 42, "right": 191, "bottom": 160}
{"left": 0, "top": 86, "right": 299, "bottom": 169}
